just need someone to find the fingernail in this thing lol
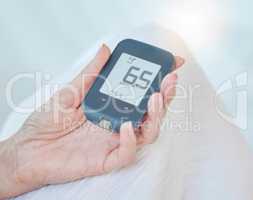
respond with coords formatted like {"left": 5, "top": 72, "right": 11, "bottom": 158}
{"left": 165, "top": 74, "right": 177, "bottom": 88}
{"left": 125, "top": 121, "right": 136, "bottom": 141}
{"left": 121, "top": 121, "right": 132, "bottom": 132}
{"left": 177, "top": 56, "right": 185, "bottom": 65}
{"left": 126, "top": 121, "right": 133, "bottom": 129}
{"left": 98, "top": 43, "right": 106, "bottom": 52}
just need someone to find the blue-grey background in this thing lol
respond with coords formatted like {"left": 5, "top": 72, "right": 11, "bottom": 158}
{"left": 0, "top": 0, "right": 252, "bottom": 146}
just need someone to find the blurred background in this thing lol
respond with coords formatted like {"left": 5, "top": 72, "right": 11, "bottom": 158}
{"left": 0, "top": 0, "right": 252, "bottom": 145}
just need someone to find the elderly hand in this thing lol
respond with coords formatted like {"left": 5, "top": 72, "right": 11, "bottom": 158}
{"left": 0, "top": 44, "right": 184, "bottom": 199}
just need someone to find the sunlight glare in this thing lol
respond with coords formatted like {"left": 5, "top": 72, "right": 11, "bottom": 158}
{"left": 160, "top": 0, "right": 227, "bottom": 49}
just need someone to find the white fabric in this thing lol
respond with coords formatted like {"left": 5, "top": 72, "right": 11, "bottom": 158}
{"left": 1, "top": 24, "right": 253, "bottom": 200}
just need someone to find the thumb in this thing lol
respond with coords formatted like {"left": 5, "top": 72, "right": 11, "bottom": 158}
{"left": 71, "top": 44, "right": 111, "bottom": 106}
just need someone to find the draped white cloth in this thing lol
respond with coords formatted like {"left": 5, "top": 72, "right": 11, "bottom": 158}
{"left": 1, "top": 24, "right": 253, "bottom": 200}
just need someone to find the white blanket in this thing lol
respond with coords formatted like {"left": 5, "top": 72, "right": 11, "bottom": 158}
{"left": 1, "top": 24, "right": 253, "bottom": 200}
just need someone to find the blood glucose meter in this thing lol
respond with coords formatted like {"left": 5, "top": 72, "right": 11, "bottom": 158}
{"left": 83, "top": 39, "right": 175, "bottom": 132}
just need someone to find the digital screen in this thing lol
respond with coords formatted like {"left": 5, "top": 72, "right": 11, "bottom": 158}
{"left": 100, "top": 53, "right": 161, "bottom": 106}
